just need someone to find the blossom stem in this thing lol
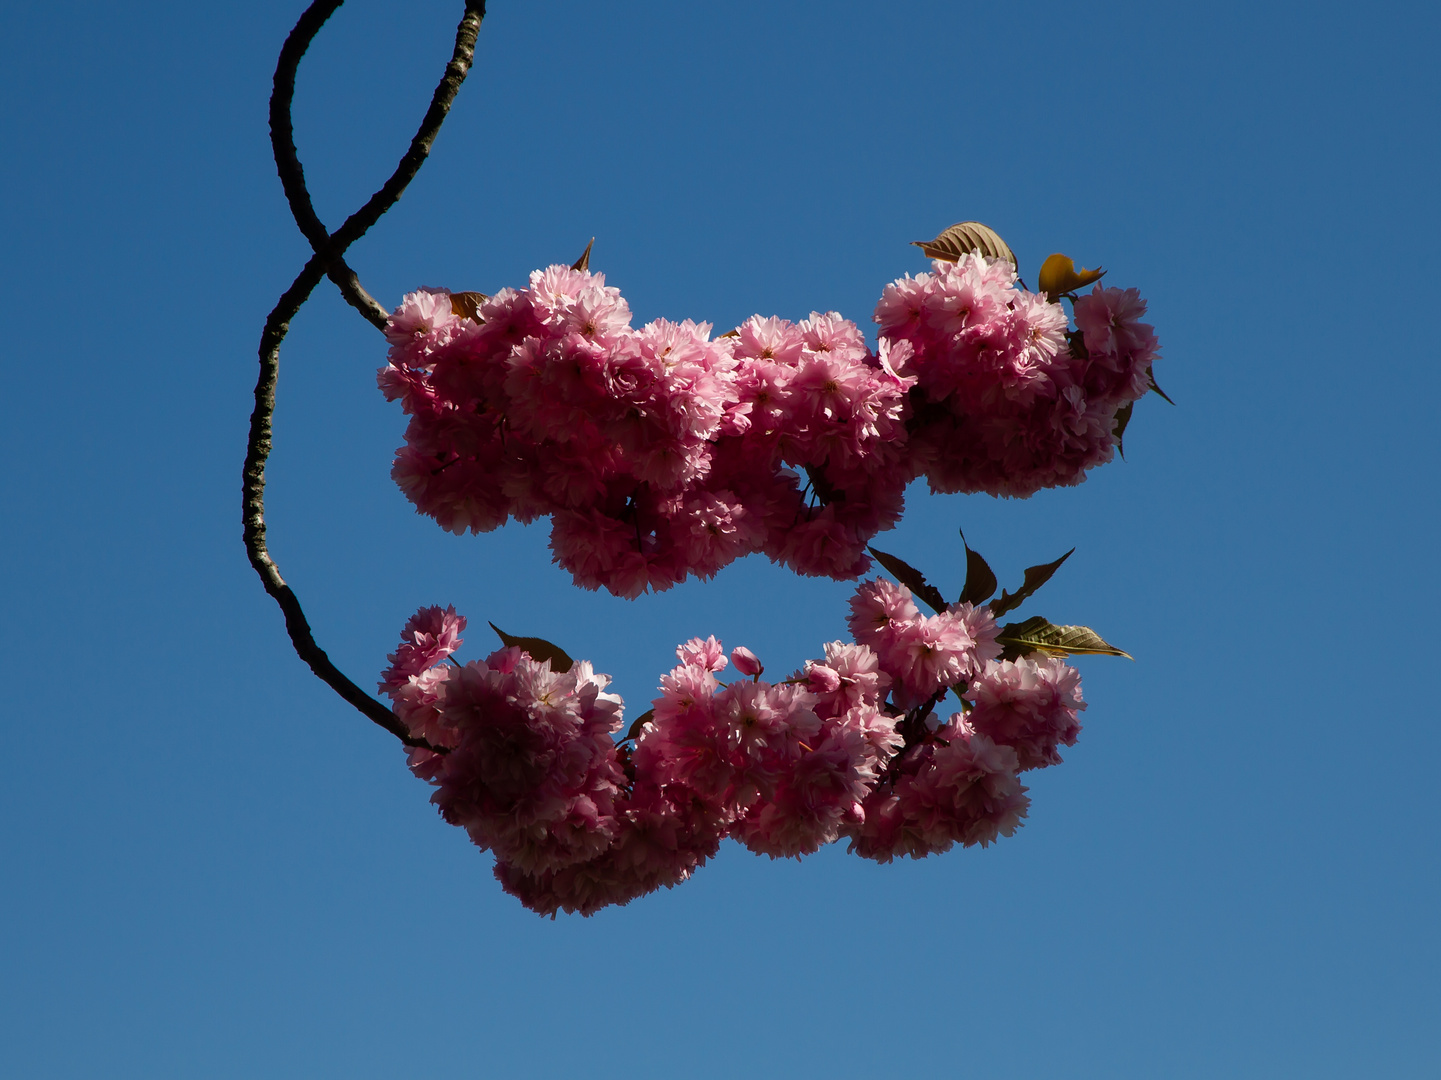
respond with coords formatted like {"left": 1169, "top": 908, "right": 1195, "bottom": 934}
{"left": 876, "top": 684, "right": 953, "bottom": 788}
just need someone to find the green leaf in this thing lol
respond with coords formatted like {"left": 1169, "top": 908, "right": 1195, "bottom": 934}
{"left": 1113, "top": 400, "right": 1135, "bottom": 459}
{"left": 911, "top": 221, "right": 1018, "bottom": 268}
{"left": 989, "top": 549, "right": 1074, "bottom": 618}
{"left": 996, "top": 615, "right": 1132, "bottom": 661}
{"left": 957, "top": 530, "right": 998, "bottom": 607}
{"left": 867, "top": 547, "right": 948, "bottom": 614}
{"left": 489, "top": 623, "right": 575, "bottom": 672}
{"left": 1148, "top": 371, "right": 1176, "bottom": 405}
{"left": 623, "top": 708, "right": 655, "bottom": 743}
{"left": 570, "top": 237, "right": 595, "bottom": 272}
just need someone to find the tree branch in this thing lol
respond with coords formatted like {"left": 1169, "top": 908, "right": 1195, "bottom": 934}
{"left": 269, "top": 0, "right": 388, "bottom": 329}
{"left": 243, "top": 0, "right": 487, "bottom": 750}
{"left": 324, "top": 1, "right": 485, "bottom": 257}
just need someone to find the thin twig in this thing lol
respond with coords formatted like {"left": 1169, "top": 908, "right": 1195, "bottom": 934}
{"left": 874, "top": 685, "right": 953, "bottom": 789}
{"left": 243, "top": 0, "right": 486, "bottom": 750}
{"left": 269, "top": 0, "right": 388, "bottom": 329}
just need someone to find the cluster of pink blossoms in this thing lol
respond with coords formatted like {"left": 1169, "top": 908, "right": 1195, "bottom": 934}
{"left": 379, "top": 268, "right": 913, "bottom": 595}
{"left": 378, "top": 255, "right": 1158, "bottom": 596}
{"left": 380, "top": 582, "right": 1088, "bottom": 917}
{"left": 875, "top": 255, "right": 1159, "bottom": 496}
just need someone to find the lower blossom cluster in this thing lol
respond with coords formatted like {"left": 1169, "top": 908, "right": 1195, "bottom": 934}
{"left": 380, "top": 588, "right": 1088, "bottom": 917}
{"left": 379, "top": 256, "right": 1158, "bottom": 597}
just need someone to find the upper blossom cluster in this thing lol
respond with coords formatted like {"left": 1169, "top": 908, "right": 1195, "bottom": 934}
{"left": 379, "top": 256, "right": 1158, "bottom": 596}
{"left": 380, "top": 579, "right": 1088, "bottom": 917}
{"left": 875, "top": 256, "right": 1159, "bottom": 496}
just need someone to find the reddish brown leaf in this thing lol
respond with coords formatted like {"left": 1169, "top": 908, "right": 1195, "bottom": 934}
{"left": 449, "top": 291, "right": 488, "bottom": 323}
{"left": 489, "top": 623, "right": 575, "bottom": 673}
{"left": 990, "top": 549, "right": 1074, "bottom": 618}
{"left": 1038, "top": 254, "right": 1105, "bottom": 299}
{"left": 868, "top": 547, "right": 948, "bottom": 614}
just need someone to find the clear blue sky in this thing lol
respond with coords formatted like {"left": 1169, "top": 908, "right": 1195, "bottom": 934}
{"left": 3, "top": 1, "right": 1438, "bottom": 1076}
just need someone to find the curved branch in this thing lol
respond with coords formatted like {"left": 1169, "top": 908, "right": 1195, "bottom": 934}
{"left": 270, "top": 0, "right": 388, "bottom": 329}
{"left": 244, "top": 0, "right": 487, "bottom": 749}
{"left": 324, "top": 1, "right": 485, "bottom": 256}
{"left": 243, "top": 256, "right": 431, "bottom": 747}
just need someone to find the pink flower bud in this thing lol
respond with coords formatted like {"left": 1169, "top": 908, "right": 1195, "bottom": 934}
{"left": 730, "top": 646, "right": 763, "bottom": 678}
{"left": 807, "top": 663, "right": 842, "bottom": 694}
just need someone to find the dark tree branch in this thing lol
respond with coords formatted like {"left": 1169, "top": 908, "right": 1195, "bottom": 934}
{"left": 324, "top": 1, "right": 485, "bottom": 257}
{"left": 270, "top": 0, "right": 388, "bottom": 329}
{"left": 243, "top": 0, "right": 487, "bottom": 749}
{"left": 243, "top": 256, "right": 433, "bottom": 747}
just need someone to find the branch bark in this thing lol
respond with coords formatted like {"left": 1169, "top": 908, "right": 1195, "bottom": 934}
{"left": 270, "top": 0, "right": 387, "bottom": 329}
{"left": 243, "top": 0, "right": 487, "bottom": 749}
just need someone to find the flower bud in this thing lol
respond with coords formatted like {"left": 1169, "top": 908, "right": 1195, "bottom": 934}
{"left": 730, "top": 646, "right": 763, "bottom": 678}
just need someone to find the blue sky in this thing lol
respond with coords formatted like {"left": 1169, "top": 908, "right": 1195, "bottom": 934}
{"left": 2, "top": 0, "right": 1438, "bottom": 1076}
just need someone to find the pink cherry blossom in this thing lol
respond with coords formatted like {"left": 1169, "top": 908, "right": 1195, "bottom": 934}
{"left": 730, "top": 646, "right": 763, "bottom": 678}
{"left": 846, "top": 720, "right": 1028, "bottom": 862}
{"left": 368, "top": 236, "right": 1158, "bottom": 911}
{"left": 379, "top": 604, "right": 466, "bottom": 689}
{"left": 966, "top": 656, "right": 1086, "bottom": 770}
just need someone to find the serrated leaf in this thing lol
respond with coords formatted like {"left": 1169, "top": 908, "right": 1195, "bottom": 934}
{"left": 623, "top": 708, "right": 655, "bottom": 743}
{"left": 911, "top": 221, "right": 1017, "bottom": 268}
{"left": 449, "top": 291, "right": 488, "bottom": 322}
{"left": 571, "top": 238, "right": 594, "bottom": 272}
{"left": 1113, "top": 400, "right": 1135, "bottom": 459}
{"left": 868, "top": 547, "right": 947, "bottom": 614}
{"left": 1038, "top": 254, "right": 1106, "bottom": 299}
{"left": 996, "top": 616, "right": 1131, "bottom": 661}
{"left": 990, "top": 549, "right": 1074, "bottom": 618}
{"left": 957, "top": 530, "right": 998, "bottom": 607}
{"left": 1148, "top": 370, "right": 1175, "bottom": 405}
{"left": 489, "top": 623, "right": 575, "bottom": 672}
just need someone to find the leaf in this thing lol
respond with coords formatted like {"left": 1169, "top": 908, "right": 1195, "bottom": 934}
{"left": 1148, "top": 370, "right": 1176, "bottom": 405}
{"left": 1113, "top": 400, "right": 1135, "bottom": 459}
{"left": 571, "top": 237, "right": 595, "bottom": 272}
{"left": 911, "top": 221, "right": 1017, "bottom": 268}
{"left": 803, "top": 463, "right": 842, "bottom": 506}
{"left": 489, "top": 623, "right": 575, "bottom": 672}
{"left": 1038, "top": 254, "right": 1106, "bottom": 299}
{"left": 957, "top": 530, "right": 998, "bottom": 607}
{"left": 990, "top": 549, "right": 1074, "bottom": 618}
{"left": 717, "top": 328, "right": 740, "bottom": 338}
{"left": 623, "top": 708, "right": 655, "bottom": 743}
{"left": 449, "top": 291, "right": 488, "bottom": 323}
{"left": 867, "top": 547, "right": 948, "bottom": 614}
{"left": 996, "top": 616, "right": 1132, "bottom": 661}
